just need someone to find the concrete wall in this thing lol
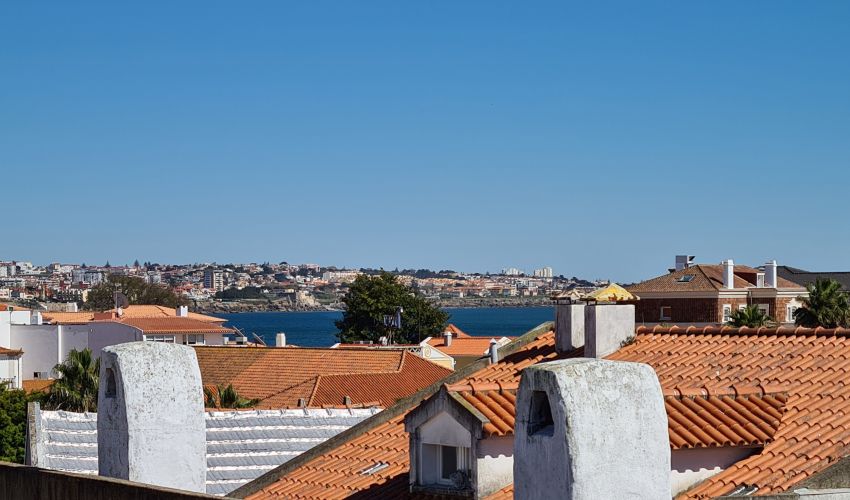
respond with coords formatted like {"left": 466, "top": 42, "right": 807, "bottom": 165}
{"left": 419, "top": 411, "right": 472, "bottom": 448}
{"left": 476, "top": 435, "right": 513, "bottom": 498}
{"left": 12, "top": 325, "right": 60, "bottom": 378}
{"left": 671, "top": 447, "right": 756, "bottom": 495}
{"left": 0, "top": 461, "right": 222, "bottom": 500}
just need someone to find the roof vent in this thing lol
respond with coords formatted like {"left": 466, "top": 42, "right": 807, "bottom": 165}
{"left": 343, "top": 395, "right": 352, "bottom": 406}
{"left": 297, "top": 398, "right": 306, "bottom": 408}
{"left": 443, "top": 331, "right": 453, "bottom": 347}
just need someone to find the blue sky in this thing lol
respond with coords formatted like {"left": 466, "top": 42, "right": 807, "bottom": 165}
{"left": 2, "top": 2, "right": 849, "bottom": 282}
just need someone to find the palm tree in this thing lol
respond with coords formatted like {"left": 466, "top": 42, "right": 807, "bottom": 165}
{"left": 727, "top": 304, "right": 773, "bottom": 327}
{"left": 44, "top": 348, "right": 100, "bottom": 412}
{"left": 204, "top": 384, "right": 259, "bottom": 409}
{"left": 794, "top": 278, "right": 850, "bottom": 328}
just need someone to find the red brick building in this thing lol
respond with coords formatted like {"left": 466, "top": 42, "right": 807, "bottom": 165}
{"left": 626, "top": 257, "right": 807, "bottom": 325}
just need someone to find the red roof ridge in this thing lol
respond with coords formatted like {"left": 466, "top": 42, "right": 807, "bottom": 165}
{"left": 636, "top": 325, "right": 850, "bottom": 337}
{"left": 445, "top": 381, "right": 520, "bottom": 394}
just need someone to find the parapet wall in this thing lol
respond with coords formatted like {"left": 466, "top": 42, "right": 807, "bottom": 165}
{"left": 0, "top": 461, "right": 224, "bottom": 500}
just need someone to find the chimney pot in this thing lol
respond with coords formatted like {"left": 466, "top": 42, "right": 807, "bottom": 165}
{"left": 722, "top": 259, "right": 735, "bottom": 289}
{"left": 489, "top": 339, "right": 499, "bottom": 364}
{"left": 765, "top": 260, "right": 778, "bottom": 288}
{"left": 443, "top": 331, "right": 453, "bottom": 347}
{"left": 176, "top": 306, "right": 189, "bottom": 317}
{"left": 276, "top": 332, "right": 287, "bottom": 347}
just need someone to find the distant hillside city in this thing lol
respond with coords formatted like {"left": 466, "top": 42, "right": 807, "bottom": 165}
{"left": 0, "top": 260, "right": 606, "bottom": 313}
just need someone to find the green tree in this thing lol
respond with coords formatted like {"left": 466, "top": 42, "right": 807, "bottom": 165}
{"left": 0, "top": 383, "right": 28, "bottom": 463}
{"left": 43, "top": 348, "right": 100, "bottom": 412}
{"left": 204, "top": 384, "right": 259, "bottom": 409}
{"left": 727, "top": 304, "right": 773, "bottom": 327}
{"left": 84, "top": 275, "right": 187, "bottom": 310}
{"left": 335, "top": 272, "right": 449, "bottom": 344}
{"left": 794, "top": 278, "right": 850, "bottom": 328}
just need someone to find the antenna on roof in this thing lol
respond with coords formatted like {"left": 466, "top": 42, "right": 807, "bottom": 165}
{"left": 251, "top": 333, "right": 267, "bottom": 347}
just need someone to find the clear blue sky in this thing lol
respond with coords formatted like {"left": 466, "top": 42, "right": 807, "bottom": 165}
{"left": 2, "top": 2, "right": 849, "bottom": 282}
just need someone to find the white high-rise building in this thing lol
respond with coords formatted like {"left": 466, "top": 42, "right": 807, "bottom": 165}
{"left": 203, "top": 269, "right": 224, "bottom": 292}
{"left": 502, "top": 267, "right": 522, "bottom": 276}
{"left": 533, "top": 267, "right": 554, "bottom": 278}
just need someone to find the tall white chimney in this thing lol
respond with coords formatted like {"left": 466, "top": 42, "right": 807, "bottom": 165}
{"left": 97, "top": 342, "right": 206, "bottom": 492}
{"left": 514, "top": 359, "right": 670, "bottom": 499}
{"left": 555, "top": 302, "right": 585, "bottom": 354}
{"left": 443, "top": 331, "right": 453, "bottom": 347}
{"left": 584, "top": 304, "right": 635, "bottom": 358}
{"left": 489, "top": 338, "right": 499, "bottom": 364}
{"left": 722, "top": 259, "right": 735, "bottom": 289}
{"left": 176, "top": 305, "right": 189, "bottom": 317}
{"left": 765, "top": 260, "right": 778, "bottom": 288}
{"left": 275, "top": 332, "right": 287, "bottom": 347}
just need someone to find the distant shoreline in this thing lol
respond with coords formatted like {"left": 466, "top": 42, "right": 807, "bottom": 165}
{"left": 194, "top": 297, "right": 552, "bottom": 315}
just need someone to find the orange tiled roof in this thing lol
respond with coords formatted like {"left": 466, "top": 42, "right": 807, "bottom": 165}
{"left": 426, "top": 336, "right": 513, "bottom": 357}
{"left": 0, "top": 304, "right": 29, "bottom": 311}
{"left": 108, "top": 305, "right": 226, "bottom": 323}
{"left": 195, "top": 347, "right": 451, "bottom": 409}
{"left": 118, "top": 317, "right": 233, "bottom": 334}
{"left": 627, "top": 264, "right": 803, "bottom": 293}
{"left": 444, "top": 324, "right": 470, "bottom": 338}
{"left": 0, "top": 347, "right": 23, "bottom": 356}
{"left": 22, "top": 379, "right": 53, "bottom": 393}
{"left": 663, "top": 386, "right": 787, "bottom": 450}
{"left": 447, "top": 382, "right": 517, "bottom": 437}
{"left": 42, "top": 305, "right": 225, "bottom": 325}
{"left": 242, "top": 324, "right": 850, "bottom": 499}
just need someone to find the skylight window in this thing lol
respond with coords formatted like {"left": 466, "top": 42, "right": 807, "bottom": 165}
{"left": 678, "top": 274, "right": 695, "bottom": 283}
{"left": 360, "top": 462, "right": 389, "bottom": 475}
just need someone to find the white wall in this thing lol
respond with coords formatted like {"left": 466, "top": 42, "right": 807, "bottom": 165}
{"left": 87, "top": 323, "right": 141, "bottom": 357}
{"left": 671, "top": 447, "right": 756, "bottom": 495}
{"left": 420, "top": 411, "right": 472, "bottom": 448}
{"left": 12, "top": 325, "right": 60, "bottom": 378}
{"left": 476, "top": 435, "right": 514, "bottom": 497}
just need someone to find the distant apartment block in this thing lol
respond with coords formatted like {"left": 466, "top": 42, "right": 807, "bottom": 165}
{"left": 502, "top": 267, "right": 522, "bottom": 276}
{"left": 627, "top": 256, "right": 807, "bottom": 325}
{"left": 533, "top": 266, "right": 553, "bottom": 278}
{"left": 321, "top": 270, "right": 360, "bottom": 283}
{"left": 203, "top": 268, "right": 224, "bottom": 292}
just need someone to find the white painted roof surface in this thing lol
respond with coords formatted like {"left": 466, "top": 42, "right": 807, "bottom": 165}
{"left": 33, "top": 407, "right": 381, "bottom": 496}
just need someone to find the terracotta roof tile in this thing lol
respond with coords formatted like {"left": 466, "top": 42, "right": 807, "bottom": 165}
{"left": 0, "top": 347, "right": 23, "bottom": 356}
{"left": 42, "top": 305, "right": 225, "bottom": 325}
{"left": 627, "top": 264, "right": 803, "bottom": 293}
{"left": 244, "top": 325, "right": 850, "bottom": 499}
{"left": 196, "top": 347, "right": 450, "bottom": 409}
{"left": 426, "top": 336, "right": 513, "bottom": 357}
{"left": 118, "top": 317, "right": 233, "bottom": 334}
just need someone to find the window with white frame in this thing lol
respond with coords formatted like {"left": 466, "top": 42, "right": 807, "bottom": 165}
{"left": 421, "top": 444, "right": 470, "bottom": 487}
{"left": 145, "top": 334, "right": 175, "bottom": 343}
{"left": 184, "top": 334, "right": 205, "bottom": 345}
{"left": 722, "top": 304, "right": 732, "bottom": 323}
{"left": 660, "top": 306, "right": 672, "bottom": 321}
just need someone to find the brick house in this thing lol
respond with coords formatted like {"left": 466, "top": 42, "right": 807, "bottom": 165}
{"left": 626, "top": 257, "right": 807, "bottom": 325}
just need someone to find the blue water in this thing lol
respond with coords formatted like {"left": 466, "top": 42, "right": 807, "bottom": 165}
{"left": 218, "top": 307, "right": 554, "bottom": 347}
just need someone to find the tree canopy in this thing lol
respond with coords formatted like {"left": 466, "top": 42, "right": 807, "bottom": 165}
{"left": 204, "top": 384, "right": 259, "bottom": 409}
{"left": 727, "top": 304, "right": 773, "bottom": 328}
{"left": 0, "top": 384, "right": 28, "bottom": 463}
{"left": 43, "top": 348, "right": 100, "bottom": 412}
{"left": 794, "top": 278, "right": 850, "bottom": 328}
{"left": 335, "top": 272, "right": 449, "bottom": 344}
{"left": 84, "top": 275, "right": 186, "bottom": 310}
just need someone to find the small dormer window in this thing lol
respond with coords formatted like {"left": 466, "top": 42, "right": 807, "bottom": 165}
{"left": 421, "top": 443, "right": 470, "bottom": 488}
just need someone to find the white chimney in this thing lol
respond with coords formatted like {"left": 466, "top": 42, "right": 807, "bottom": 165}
{"left": 765, "top": 260, "right": 778, "bottom": 288}
{"left": 30, "top": 311, "right": 42, "bottom": 326}
{"left": 489, "top": 338, "right": 499, "bottom": 364}
{"left": 514, "top": 359, "right": 670, "bottom": 500}
{"left": 275, "top": 332, "right": 287, "bottom": 347}
{"left": 584, "top": 304, "right": 635, "bottom": 358}
{"left": 722, "top": 259, "right": 735, "bottom": 289}
{"left": 555, "top": 302, "right": 585, "bottom": 354}
{"left": 443, "top": 331, "right": 453, "bottom": 347}
{"left": 97, "top": 342, "right": 206, "bottom": 492}
{"left": 176, "top": 305, "right": 189, "bottom": 317}
{"left": 674, "top": 255, "right": 694, "bottom": 272}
